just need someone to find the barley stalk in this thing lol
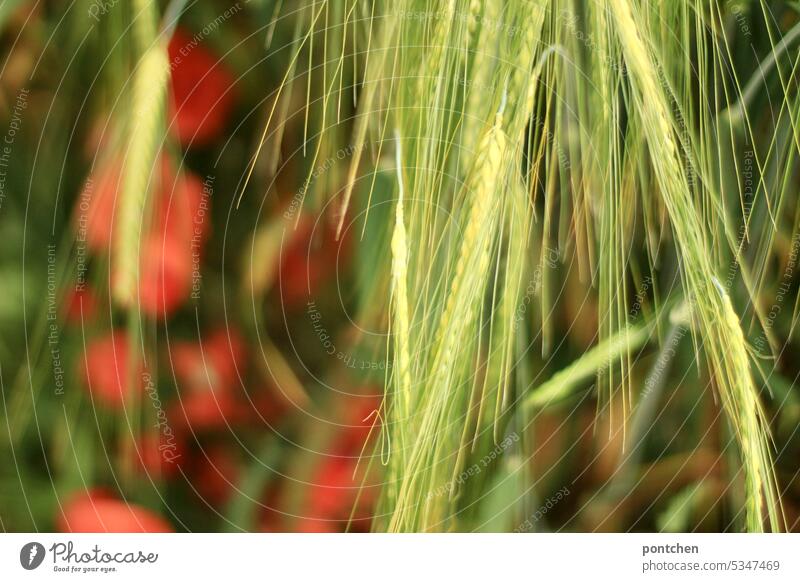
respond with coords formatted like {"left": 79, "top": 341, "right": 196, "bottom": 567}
{"left": 488, "top": 180, "right": 531, "bottom": 427}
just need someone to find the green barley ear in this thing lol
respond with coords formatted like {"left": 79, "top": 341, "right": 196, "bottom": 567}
{"left": 385, "top": 101, "right": 512, "bottom": 532}
{"left": 113, "top": 2, "right": 168, "bottom": 307}
{"left": 711, "top": 277, "right": 783, "bottom": 532}
{"left": 526, "top": 316, "right": 656, "bottom": 411}
{"left": 608, "top": 0, "right": 782, "bottom": 531}
{"left": 390, "top": 130, "right": 412, "bottom": 424}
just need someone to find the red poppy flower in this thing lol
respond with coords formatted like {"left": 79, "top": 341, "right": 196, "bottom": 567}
{"left": 306, "top": 408, "right": 379, "bottom": 525}
{"left": 138, "top": 234, "right": 193, "bottom": 317}
{"left": 62, "top": 287, "right": 98, "bottom": 325}
{"left": 277, "top": 215, "right": 351, "bottom": 310}
{"left": 169, "top": 330, "right": 288, "bottom": 430}
{"left": 171, "top": 328, "right": 246, "bottom": 396}
{"left": 308, "top": 456, "right": 371, "bottom": 521}
{"left": 191, "top": 446, "right": 240, "bottom": 507}
{"left": 138, "top": 159, "right": 208, "bottom": 317}
{"left": 168, "top": 28, "right": 235, "bottom": 147}
{"left": 79, "top": 155, "right": 207, "bottom": 261}
{"left": 58, "top": 489, "right": 172, "bottom": 533}
{"left": 78, "top": 154, "right": 208, "bottom": 318}
{"left": 153, "top": 157, "right": 210, "bottom": 246}
{"left": 168, "top": 329, "right": 246, "bottom": 433}
{"left": 80, "top": 332, "right": 142, "bottom": 409}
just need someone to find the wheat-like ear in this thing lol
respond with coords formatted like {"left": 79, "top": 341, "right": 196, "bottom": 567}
{"left": 387, "top": 109, "right": 510, "bottom": 532}
{"left": 390, "top": 130, "right": 412, "bottom": 429}
{"left": 608, "top": 0, "right": 782, "bottom": 532}
{"left": 712, "top": 278, "right": 783, "bottom": 532}
{"left": 526, "top": 316, "right": 657, "bottom": 411}
{"left": 113, "top": 0, "right": 169, "bottom": 307}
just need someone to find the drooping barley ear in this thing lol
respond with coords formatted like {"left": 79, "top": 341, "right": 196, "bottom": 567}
{"left": 390, "top": 130, "right": 412, "bottom": 421}
{"left": 608, "top": 0, "right": 782, "bottom": 531}
{"left": 712, "top": 279, "right": 783, "bottom": 532}
{"left": 526, "top": 315, "right": 656, "bottom": 411}
{"left": 388, "top": 109, "right": 509, "bottom": 532}
{"left": 113, "top": 41, "right": 169, "bottom": 307}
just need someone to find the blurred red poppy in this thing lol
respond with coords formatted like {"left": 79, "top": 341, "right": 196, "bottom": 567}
{"left": 78, "top": 155, "right": 208, "bottom": 318}
{"left": 191, "top": 446, "right": 240, "bottom": 507}
{"left": 80, "top": 332, "right": 141, "bottom": 409}
{"left": 81, "top": 155, "right": 201, "bottom": 242}
{"left": 63, "top": 287, "right": 98, "bottom": 325}
{"left": 153, "top": 157, "right": 210, "bottom": 246}
{"left": 307, "top": 456, "right": 374, "bottom": 522}
{"left": 171, "top": 328, "right": 247, "bottom": 400}
{"left": 309, "top": 456, "right": 355, "bottom": 517}
{"left": 277, "top": 215, "right": 350, "bottom": 310}
{"left": 169, "top": 329, "right": 250, "bottom": 432}
{"left": 168, "top": 28, "right": 236, "bottom": 147}
{"left": 58, "top": 489, "right": 172, "bottom": 533}
{"left": 138, "top": 235, "right": 193, "bottom": 317}
{"left": 138, "top": 158, "right": 208, "bottom": 317}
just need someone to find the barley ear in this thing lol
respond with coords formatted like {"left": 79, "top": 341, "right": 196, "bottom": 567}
{"left": 113, "top": 42, "right": 170, "bottom": 307}
{"left": 608, "top": 0, "right": 782, "bottom": 531}
{"left": 391, "top": 130, "right": 412, "bottom": 420}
